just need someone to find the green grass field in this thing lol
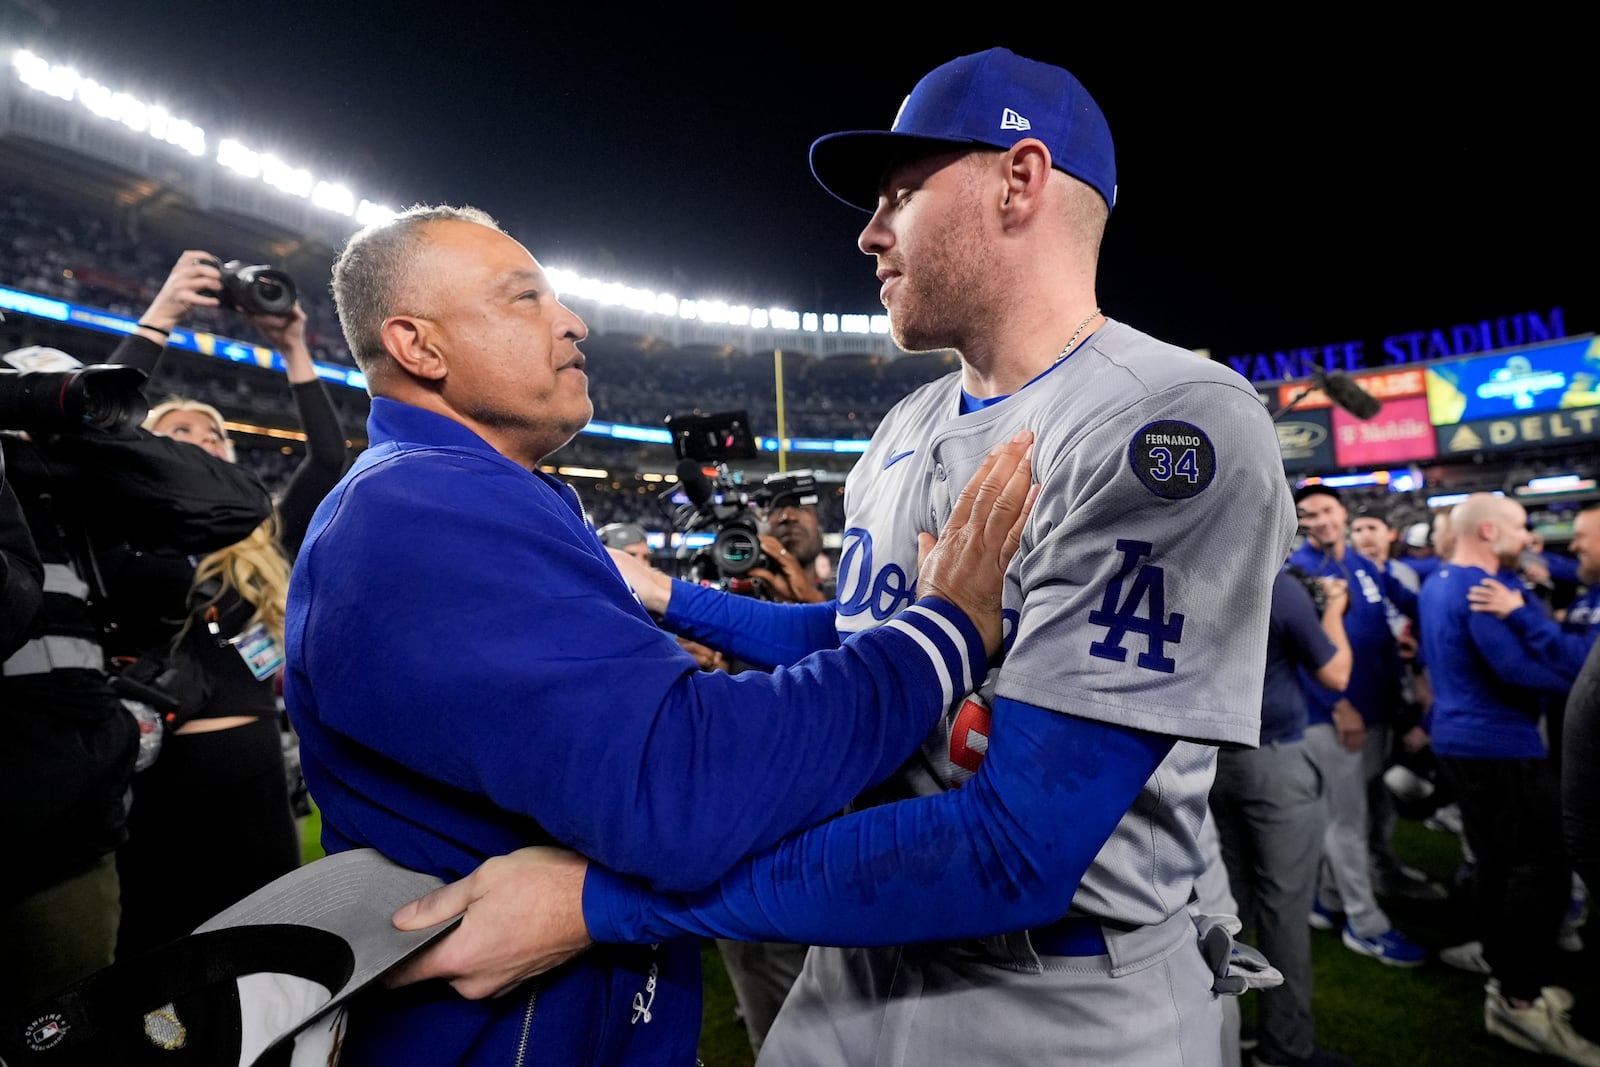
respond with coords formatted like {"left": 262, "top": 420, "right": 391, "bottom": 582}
{"left": 301, "top": 812, "right": 1593, "bottom": 1067}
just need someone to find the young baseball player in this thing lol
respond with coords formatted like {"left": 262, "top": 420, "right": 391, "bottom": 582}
{"left": 392, "top": 48, "right": 1294, "bottom": 1066}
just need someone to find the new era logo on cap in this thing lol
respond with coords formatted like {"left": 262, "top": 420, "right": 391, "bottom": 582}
{"left": 810, "top": 47, "right": 1116, "bottom": 213}
{"left": 1000, "top": 108, "right": 1031, "bottom": 132}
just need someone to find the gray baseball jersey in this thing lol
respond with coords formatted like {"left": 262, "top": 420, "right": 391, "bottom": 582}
{"left": 762, "top": 319, "right": 1295, "bottom": 1067}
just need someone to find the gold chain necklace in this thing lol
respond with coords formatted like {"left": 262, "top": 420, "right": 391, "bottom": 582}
{"left": 1052, "top": 308, "right": 1102, "bottom": 365}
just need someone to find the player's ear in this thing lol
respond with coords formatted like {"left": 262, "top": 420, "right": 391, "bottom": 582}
{"left": 380, "top": 314, "right": 448, "bottom": 383}
{"left": 1000, "top": 139, "right": 1052, "bottom": 219}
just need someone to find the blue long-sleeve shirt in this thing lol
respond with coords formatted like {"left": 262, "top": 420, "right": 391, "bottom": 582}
{"left": 284, "top": 399, "right": 990, "bottom": 1067}
{"left": 1419, "top": 563, "right": 1592, "bottom": 759}
{"left": 581, "top": 573, "right": 1172, "bottom": 949}
{"left": 1566, "top": 586, "right": 1600, "bottom": 637}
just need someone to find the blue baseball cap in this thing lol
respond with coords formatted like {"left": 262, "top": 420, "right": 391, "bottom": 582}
{"left": 809, "top": 48, "right": 1116, "bottom": 213}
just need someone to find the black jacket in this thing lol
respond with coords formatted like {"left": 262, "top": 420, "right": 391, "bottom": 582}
{"left": 0, "top": 416, "right": 270, "bottom": 898}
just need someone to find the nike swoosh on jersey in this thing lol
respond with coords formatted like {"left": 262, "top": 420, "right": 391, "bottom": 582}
{"left": 883, "top": 449, "right": 916, "bottom": 470}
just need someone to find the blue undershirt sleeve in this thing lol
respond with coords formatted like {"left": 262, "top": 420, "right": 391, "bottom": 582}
{"left": 662, "top": 579, "right": 840, "bottom": 668}
{"left": 583, "top": 697, "right": 1175, "bottom": 945}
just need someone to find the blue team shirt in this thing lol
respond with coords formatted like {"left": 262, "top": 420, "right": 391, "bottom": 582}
{"left": 1288, "top": 542, "right": 1414, "bottom": 725}
{"left": 1418, "top": 564, "right": 1591, "bottom": 759}
{"left": 1407, "top": 554, "right": 1443, "bottom": 584}
{"left": 1567, "top": 585, "right": 1600, "bottom": 637}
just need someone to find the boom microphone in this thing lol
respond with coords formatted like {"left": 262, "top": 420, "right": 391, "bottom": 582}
{"left": 675, "top": 458, "right": 716, "bottom": 511}
{"left": 1316, "top": 370, "right": 1382, "bottom": 420}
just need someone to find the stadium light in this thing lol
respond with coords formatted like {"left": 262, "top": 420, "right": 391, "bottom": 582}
{"left": 9, "top": 48, "right": 896, "bottom": 338}
{"left": 1426, "top": 491, "right": 1502, "bottom": 508}
{"left": 14, "top": 49, "right": 204, "bottom": 156}
{"left": 1514, "top": 475, "right": 1597, "bottom": 497}
{"left": 11, "top": 49, "right": 389, "bottom": 220}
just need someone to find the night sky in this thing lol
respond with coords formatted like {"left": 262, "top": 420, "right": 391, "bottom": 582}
{"left": 11, "top": 5, "right": 1594, "bottom": 363}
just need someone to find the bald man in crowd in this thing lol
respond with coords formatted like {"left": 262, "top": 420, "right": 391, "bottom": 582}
{"left": 1418, "top": 492, "right": 1597, "bottom": 1064}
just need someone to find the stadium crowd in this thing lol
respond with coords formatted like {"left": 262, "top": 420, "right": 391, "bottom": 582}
{"left": 2, "top": 186, "right": 1597, "bottom": 1067}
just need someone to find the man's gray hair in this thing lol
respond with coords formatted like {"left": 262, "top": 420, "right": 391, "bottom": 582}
{"left": 330, "top": 203, "right": 502, "bottom": 379}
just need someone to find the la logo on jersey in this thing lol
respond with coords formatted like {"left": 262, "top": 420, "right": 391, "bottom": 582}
{"left": 1089, "top": 540, "right": 1184, "bottom": 673}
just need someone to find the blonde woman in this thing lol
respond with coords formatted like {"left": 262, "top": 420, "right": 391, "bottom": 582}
{"left": 103, "top": 253, "right": 349, "bottom": 956}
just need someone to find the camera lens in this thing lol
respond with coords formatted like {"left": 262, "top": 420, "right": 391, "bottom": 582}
{"left": 240, "top": 267, "right": 297, "bottom": 315}
{"left": 713, "top": 527, "right": 760, "bottom": 575}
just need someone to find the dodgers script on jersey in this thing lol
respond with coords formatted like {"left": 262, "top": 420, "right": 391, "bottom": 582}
{"left": 836, "top": 318, "right": 1296, "bottom": 929}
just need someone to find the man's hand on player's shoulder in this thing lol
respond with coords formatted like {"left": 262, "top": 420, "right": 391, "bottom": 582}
{"left": 1467, "top": 576, "right": 1524, "bottom": 619}
{"left": 608, "top": 546, "right": 673, "bottom": 614}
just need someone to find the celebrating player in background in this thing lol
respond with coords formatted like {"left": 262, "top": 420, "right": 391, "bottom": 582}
{"left": 1418, "top": 493, "right": 1598, "bottom": 1063}
{"left": 1344, "top": 502, "right": 1439, "bottom": 901}
{"left": 394, "top": 48, "right": 1292, "bottom": 1066}
{"left": 1564, "top": 503, "right": 1600, "bottom": 637}
{"left": 1290, "top": 484, "right": 1433, "bottom": 965}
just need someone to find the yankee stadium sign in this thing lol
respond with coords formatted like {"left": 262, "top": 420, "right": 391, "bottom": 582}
{"left": 1224, "top": 307, "right": 1566, "bottom": 384}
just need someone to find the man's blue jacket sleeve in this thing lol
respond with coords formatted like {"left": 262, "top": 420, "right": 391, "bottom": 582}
{"left": 295, "top": 451, "right": 987, "bottom": 892}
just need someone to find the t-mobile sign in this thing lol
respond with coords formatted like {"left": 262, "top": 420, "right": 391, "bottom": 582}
{"left": 1332, "top": 395, "right": 1437, "bottom": 467}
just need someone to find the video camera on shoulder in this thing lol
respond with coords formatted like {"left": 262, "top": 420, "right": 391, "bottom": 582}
{"left": 662, "top": 411, "right": 799, "bottom": 597}
{"left": 199, "top": 257, "right": 298, "bottom": 316}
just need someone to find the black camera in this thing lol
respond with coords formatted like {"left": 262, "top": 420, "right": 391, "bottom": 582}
{"left": 0, "top": 365, "right": 150, "bottom": 434}
{"left": 662, "top": 410, "right": 791, "bottom": 594}
{"left": 1284, "top": 563, "right": 1342, "bottom": 616}
{"left": 752, "top": 470, "right": 819, "bottom": 512}
{"left": 200, "top": 257, "right": 298, "bottom": 316}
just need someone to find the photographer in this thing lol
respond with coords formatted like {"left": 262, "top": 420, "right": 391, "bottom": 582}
{"left": 101, "top": 251, "right": 351, "bottom": 957}
{"left": 0, "top": 334, "right": 271, "bottom": 1006}
{"left": 748, "top": 480, "right": 831, "bottom": 604}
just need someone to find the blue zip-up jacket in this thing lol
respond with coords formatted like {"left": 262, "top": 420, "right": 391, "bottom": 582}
{"left": 283, "top": 399, "right": 988, "bottom": 1066}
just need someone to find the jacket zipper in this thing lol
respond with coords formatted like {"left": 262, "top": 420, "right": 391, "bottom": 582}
{"left": 512, "top": 983, "right": 538, "bottom": 1067}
